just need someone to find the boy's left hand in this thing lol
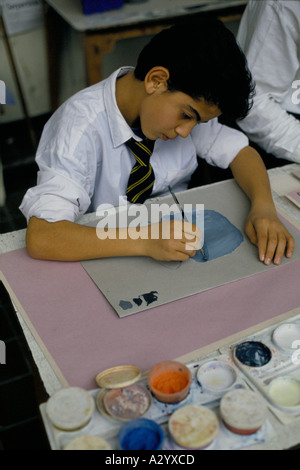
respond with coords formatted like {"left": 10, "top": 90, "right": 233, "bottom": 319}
{"left": 245, "top": 207, "right": 295, "bottom": 265}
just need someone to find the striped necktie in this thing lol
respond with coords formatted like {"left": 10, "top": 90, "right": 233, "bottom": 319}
{"left": 125, "top": 137, "right": 155, "bottom": 204}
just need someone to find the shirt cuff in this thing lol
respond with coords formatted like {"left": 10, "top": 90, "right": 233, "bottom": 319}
{"left": 19, "top": 171, "right": 91, "bottom": 223}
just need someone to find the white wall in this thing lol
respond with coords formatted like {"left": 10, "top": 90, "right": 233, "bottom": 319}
{"left": 0, "top": 24, "right": 154, "bottom": 123}
{"left": 0, "top": 28, "right": 50, "bottom": 123}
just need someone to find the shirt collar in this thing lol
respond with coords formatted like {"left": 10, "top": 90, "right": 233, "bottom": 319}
{"left": 104, "top": 67, "right": 143, "bottom": 148}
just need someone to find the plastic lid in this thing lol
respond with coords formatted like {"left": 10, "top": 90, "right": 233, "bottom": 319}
{"left": 46, "top": 387, "right": 95, "bottom": 431}
{"left": 220, "top": 388, "right": 267, "bottom": 431}
{"left": 169, "top": 405, "right": 219, "bottom": 449}
{"left": 95, "top": 365, "right": 142, "bottom": 389}
{"left": 64, "top": 435, "right": 111, "bottom": 450}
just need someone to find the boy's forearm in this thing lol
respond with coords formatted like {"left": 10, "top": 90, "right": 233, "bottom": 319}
{"left": 230, "top": 145, "right": 275, "bottom": 209}
{"left": 25, "top": 217, "right": 200, "bottom": 262}
{"left": 26, "top": 217, "right": 148, "bottom": 261}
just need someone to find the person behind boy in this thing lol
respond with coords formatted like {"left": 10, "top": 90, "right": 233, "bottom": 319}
{"left": 237, "top": 0, "right": 300, "bottom": 166}
{"left": 20, "top": 19, "right": 294, "bottom": 265}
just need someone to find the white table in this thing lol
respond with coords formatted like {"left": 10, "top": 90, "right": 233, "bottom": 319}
{"left": 2, "top": 164, "right": 299, "bottom": 256}
{"left": 1, "top": 163, "right": 300, "bottom": 449}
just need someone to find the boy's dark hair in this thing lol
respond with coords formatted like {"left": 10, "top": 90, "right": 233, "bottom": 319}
{"left": 134, "top": 19, "right": 255, "bottom": 120}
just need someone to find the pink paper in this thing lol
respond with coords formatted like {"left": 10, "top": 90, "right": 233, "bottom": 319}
{"left": 1, "top": 248, "right": 300, "bottom": 390}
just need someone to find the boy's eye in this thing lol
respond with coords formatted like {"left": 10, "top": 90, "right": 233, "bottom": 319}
{"left": 183, "top": 113, "right": 192, "bottom": 120}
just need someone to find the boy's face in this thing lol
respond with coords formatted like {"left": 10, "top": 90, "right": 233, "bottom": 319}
{"left": 140, "top": 74, "right": 221, "bottom": 141}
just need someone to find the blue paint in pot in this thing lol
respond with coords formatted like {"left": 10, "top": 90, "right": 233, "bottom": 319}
{"left": 119, "top": 418, "right": 164, "bottom": 450}
{"left": 235, "top": 341, "right": 272, "bottom": 367}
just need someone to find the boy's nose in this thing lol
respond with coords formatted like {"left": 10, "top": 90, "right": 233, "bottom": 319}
{"left": 175, "top": 122, "right": 195, "bottom": 138}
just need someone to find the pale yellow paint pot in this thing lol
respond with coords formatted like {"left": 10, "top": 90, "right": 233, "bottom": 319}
{"left": 268, "top": 376, "right": 300, "bottom": 408}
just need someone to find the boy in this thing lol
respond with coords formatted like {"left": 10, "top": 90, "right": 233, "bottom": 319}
{"left": 20, "top": 19, "right": 294, "bottom": 265}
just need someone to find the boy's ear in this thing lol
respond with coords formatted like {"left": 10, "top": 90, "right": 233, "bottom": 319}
{"left": 144, "top": 67, "right": 170, "bottom": 94}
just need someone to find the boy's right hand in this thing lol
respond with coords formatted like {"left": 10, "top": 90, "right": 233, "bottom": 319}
{"left": 143, "top": 219, "right": 202, "bottom": 262}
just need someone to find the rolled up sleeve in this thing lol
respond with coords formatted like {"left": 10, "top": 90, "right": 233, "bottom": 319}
{"left": 191, "top": 119, "right": 249, "bottom": 169}
{"left": 19, "top": 98, "right": 101, "bottom": 223}
{"left": 20, "top": 165, "right": 92, "bottom": 223}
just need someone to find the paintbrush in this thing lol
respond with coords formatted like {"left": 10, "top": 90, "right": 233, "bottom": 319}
{"left": 168, "top": 186, "right": 207, "bottom": 261}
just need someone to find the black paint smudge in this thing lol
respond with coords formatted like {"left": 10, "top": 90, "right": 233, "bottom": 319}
{"left": 141, "top": 291, "right": 158, "bottom": 306}
{"left": 133, "top": 297, "right": 143, "bottom": 306}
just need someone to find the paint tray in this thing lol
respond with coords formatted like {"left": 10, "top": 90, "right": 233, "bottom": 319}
{"left": 221, "top": 313, "right": 300, "bottom": 424}
{"left": 39, "top": 354, "right": 275, "bottom": 450}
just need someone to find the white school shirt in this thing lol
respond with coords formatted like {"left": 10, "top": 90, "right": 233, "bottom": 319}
{"left": 237, "top": 0, "right": 300, "bottom": 162}
{"left": 20, "top": 67, "right": 248, "bottom": 223}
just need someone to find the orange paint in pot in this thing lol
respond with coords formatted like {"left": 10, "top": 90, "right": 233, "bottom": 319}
{"left": 152, "top": 371, "right": 189, "bottom": 394}
{"left": 148, "top": 361, "right": 192, "bottom": 404}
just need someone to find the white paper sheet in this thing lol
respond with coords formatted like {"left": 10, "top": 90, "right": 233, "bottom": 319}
{"left": 82, "top": 179, "right": 300, "bottom": 318}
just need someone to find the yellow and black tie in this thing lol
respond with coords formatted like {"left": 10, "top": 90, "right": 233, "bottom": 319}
{"left": 126, "top": 137, "right": 155, "bottom": 204}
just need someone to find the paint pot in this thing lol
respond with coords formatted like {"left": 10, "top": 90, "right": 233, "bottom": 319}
{"left": 118, "top": 418, "right": 164, "bottom": 450}
{"left": 147, "top": 360, "right": 192, "bottom": 404}
{"left": 234, "top": 341, "right": 272, "bottom": 368}
{"left": 46, "top": 387, "right": 95, "bottom": 431}
{"left": 268, "top": 376, "right": 300, "bottom": 409}
{"left": 63, "top": 435, "right": 111, "bottom": 450}
{"left": 197, "top": 361, "right": 237, "bottom": 394}
{"left": 103, "top": 383, "right": 151, "bottom": 421}
{"left": 272, "top": 323, "right": 300, "bottom": 353}
{"left": 95, "top": 365, "right": 151, "bottom": 421}
{"left": 168, "top": 404, "right": 219, "bottom": 449}
{"left": 220, "top": 388, "right": 267, "bottom": 435}
{"left": 95, "top": 365, "right": 141, "bottom": 389}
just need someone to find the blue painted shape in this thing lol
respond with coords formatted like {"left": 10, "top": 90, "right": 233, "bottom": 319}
{"left": 192, "top": 210, "right": 244, "bottom": 263}
{"left": 167, "top": 209, "right": 244, "bottom": 263}
{"left": 119, "top": 300, "right": 133, "bottom": 310}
